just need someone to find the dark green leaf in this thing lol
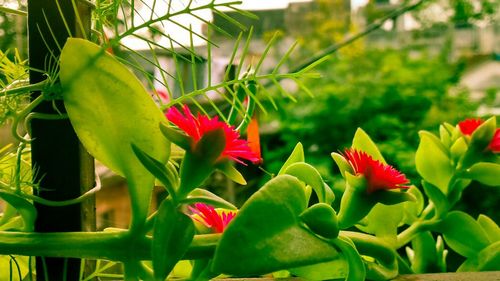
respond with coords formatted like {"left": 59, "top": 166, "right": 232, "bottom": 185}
{"left": 410, "top": 232, "right": 438, "bottom": 273}
{"left": 159, "top": 123, "right": 192, "bottom": 151}
{"left": 457, "top": 241, "right": 500, "bottom": 272}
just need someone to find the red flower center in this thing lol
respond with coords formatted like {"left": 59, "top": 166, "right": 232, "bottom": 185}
{"left": 189, "top": 203, "right": 236, "bottom": 233}
{"left": 343, "top": 148, "right": 409, "bottom": 193}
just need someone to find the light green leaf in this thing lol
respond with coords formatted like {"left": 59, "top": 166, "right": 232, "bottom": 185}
{"left": 457, "top": 241, "right": 500, "bottom": 272}
{"left": 438, "top": 211, "right": 490, "bottom": 258}
{"left": 290, "top": 258, "right": 347, "bottom": 281}
{"left": 285, "top": 162, "right": 330, "bottom": 204}
{"left": 159, "top": 123, "right": 192, "bottom": 151}
{"left": 422, "top": 181, "right": 449, "bottom": 219}
{"left": 331, "top": 152, "right": 353, "bottom": 178}
{"left": 212, "top": 175, "right": 339, "bottom": 275}
{"left": 152, "top": 199, "right": 195, "bottom": 280}
{"left": 352, "top": 128, "right": 385, "bottom": 164}
{"left": 60, "top": 38, "right": 170, "bottom": 230}
{"left": 216, "top": 161, "right": 247, "bottom": 185}
{"left": 415, "top": 131, "right": 453, "bottom": 194}
{"left": 477, "top": 214, "right": 500, "bottom": 243}
{"left": 0, "top": 191, "right": 36, "bottom": 232}
{"left": 278, "top": 142, "right": 305, "bottom": 175}
{"left": 464, "top": 162, "right": 500, "bottom": 186}
{"left": 181, "top": 188, "right": 237, "bottom": 210}
{"left": 300, "top": 203, "right": 339, "bottom": 239}
{"left": 402, "top": 186, "right": 424, "bottom": 224}
{"left": 410, "top": 232, "right": 438, "bottom": 273}
{"left": 439, "top": 124, "right": 451, "bottom": 148}
{"left": 450, "top": 137, "right": 467, "bottom": 163}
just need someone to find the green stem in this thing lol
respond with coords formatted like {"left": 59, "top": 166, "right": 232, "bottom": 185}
{"left": 0, "top": 231, "right": 219, "bottom": 261}
{"left": 396, "top": 204, "right": 438, "bottom": 249}
{"left": 0, "top": 80, "right": 47, "bottom": 96}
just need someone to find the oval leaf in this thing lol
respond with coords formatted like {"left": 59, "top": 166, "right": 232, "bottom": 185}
{"left": 278, "top": 142, "right": 305, "bottom": 175}
{"left": 465, "top": 162, "right": 500, "bottom": 186}
{"left": 285, "top": 162, "right": 329, "bottom": 204}
{"left": 212, "top": 175, "right": 339, "bottom": 275}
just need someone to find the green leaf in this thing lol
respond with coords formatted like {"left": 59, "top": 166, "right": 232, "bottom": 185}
{"left": 178, "top": 129, "right": 225, "bottom": 197}
{"left": 212, "top": 175, "right": 339, "bottom": 275}
{"left": 477, "top": 214, "right": 500, "bottom": 243}
{"left": 331, "top": 152, "right": 353, "bottom": 178}
{"left": 60, "top": 38, "right": 170, "bottom": 230}
{"left": 422, "top": 181, "right": 449, "bottom": 218}
{"left": 410, "top": 232, "right": 438, "bottom": 273}
{"left": 337, "top": 173, "right": 374, "bottom": 229}
{"left": 402, "top": 186, "right": 424, "bottom": 224}
{"left": 356, "top": 203, "right": 404, "bottom": 243}
{"left": 152, "top": 199, "right": 195, "bottom": 280}
{"left": 278, "top": 142, "right": 305, "bottom": 175}
{"left": 159, "top": 123, "right": 192, "bottom": 151}
{"left": 0, "top": 190, "right": 36, "bottom": 231}
{"left": 300, "top": 203, "right": 339, "bottom": 239}
{"left": 457, "top": 241, "right": 500, "bottom": 272}
{"left": 461, "top": 117, "right": 497, "bottom": 168}
{"left": 285, "top": 162, "right": 331, "bottom": 204}
{"left": 216, "top": 161, "right": 247, "bottom": 185}
{"left": 351, "top": 128, "right": 385, "bottom": 164}
{"left": 289, "top": 258, "right": 347, "bottom": 281}
{"left": 181, "top": 188, "right": 237, "bottom": 210}
{"left": 449, "top": 137, "right": 467, "bottom": 163}
{"left": 439, "top": 124, "right": 452, "bottom": 148}
{"left": 415, "top": 131, "right": 453, "bottom": 194}
{"left": 464, "top": 162, "right": 500, "bottom": 186}
{"left": 438, "top": 211, "right": 490, "bottom": 258}
{"left": 332, "top": 236, "right": 366, "bottom": 281}
{"left": 132, "top": 144, "right": 178, "bottom": 202}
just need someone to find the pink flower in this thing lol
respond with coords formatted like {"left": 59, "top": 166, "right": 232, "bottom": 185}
{"left": 189, "top": 203, "right": 236, "bottom": 233}
{"left": 457, "top": 118, "right": 499, "bottom": 153}
{"left": 488, "top": 129, "right": 500, "bottom": 153}
{"left": 166, "top": 105, "right": 260, "bottom": 164}
{"left": 458, "top": 118, "right": 484, "bottom": 136}
{"left": 342, "top": 148, "right": 410, "bottom": 193}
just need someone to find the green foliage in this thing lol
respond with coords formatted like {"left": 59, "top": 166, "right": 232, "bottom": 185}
{"left": 262, "top": 48, "right": 477, "bottom": 183}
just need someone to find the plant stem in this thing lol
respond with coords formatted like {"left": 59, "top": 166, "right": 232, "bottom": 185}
{"left": 395, "top": 204, "right": 438, "bottom": 249}
{"left": 0, "top": 231, "right": 219, "bottom": 261}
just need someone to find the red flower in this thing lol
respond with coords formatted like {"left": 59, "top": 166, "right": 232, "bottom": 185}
{"left": 458, "top": 118, "right": 484, "bottom": 136}
{"left": 189, "top": 203, "right": 236, "bottom": 233}
{"left": 343, "top": 148, "right": 410, "bottom": 193}
{"left": 166, "top": 105, "right": 260, "bottom": 164}
{"left": 489, "top": 129, "right": 500, "bottom": 153}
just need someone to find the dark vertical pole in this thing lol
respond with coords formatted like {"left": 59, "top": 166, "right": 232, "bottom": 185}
{"left": 28, "top": 1, "right": 93, "bottom": 280}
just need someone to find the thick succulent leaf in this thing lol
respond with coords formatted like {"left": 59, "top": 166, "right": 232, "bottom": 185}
{"left": 0, "top": 191, "right": 36, "bottom": 231}
{"left": 289, "top": 258, "right": 347, "bottom": 281}
{"left": 410, "top": 232, "right": 439, "bottom": 273}
{"left": 331, "top": 152, "right": 353, "bottom": 178}
{"left": 216, "top": 161, "right": 247, "bottom": 185}
{"left": 277, "top": 142, "right": 305, "bottom": 175}
{"left": 415, "top": 131, "right": 453, "bottom": 194}
{"left": 464, "top": 162, "right": 500, "bottom": 187}
{"left": 212, "top": 175, "right": 339, "bottom": 275}
{"left": 402, "top": 186, "right": 424, "bottom": 224}
{"left": 181, "top": 188, "right": 237, "bottom": 210}
{"left": 285, "top": 162, "right": 330, "bottom": 204}
{"left": 300, "top": 203, "right": 339, "bottom": 239}
{"left": 457, "top": 241, "right": 500, "bottom": 272}
{"left": 437, "top": 211, "right": 490, "bottom": 258}
{"left": 477, "top": 214, "right": 500, "bottom": 243}
{"left": 152, "top": 199, "right": 195, "bottom": 280}
{"left": 351, "top": 128, "right": 386, "bottom": 164}
{"left": 60, "top": 38, "right": 170, "bottom": 229}
{"left": 159, "top": 123, "right": 192, "bottom": 151}
{"left": 450, "top": 137, "right": 467, "bottom": 163}
{"left": 422, "top": 181, "right": 449, "bottom": 219}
